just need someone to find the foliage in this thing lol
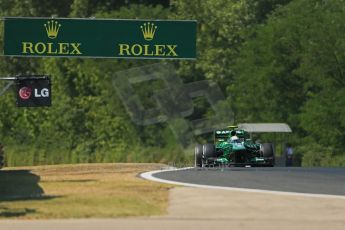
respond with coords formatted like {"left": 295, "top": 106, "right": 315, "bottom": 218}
{"left": 171, "top": 0, "right": 255, "bottom": 86}
{"left": 296, "top": 143, "right": 345, "bottom": 167}
{"left": 0, "top": 1, "right": 176, "bottom": 166}
{"left": 1, "top": 0, "right": 345, "bottom": 166}
{"left": 230, "top": 0, "right": 345, "bottom": 165}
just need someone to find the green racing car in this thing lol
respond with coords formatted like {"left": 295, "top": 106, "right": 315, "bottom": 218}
{"left": 195, "top": 126, "right": 275, "bottom": 167}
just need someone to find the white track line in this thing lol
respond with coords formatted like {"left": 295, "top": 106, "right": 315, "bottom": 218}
{"left": 140, "top": 167, "right": 345, "bottom": 199}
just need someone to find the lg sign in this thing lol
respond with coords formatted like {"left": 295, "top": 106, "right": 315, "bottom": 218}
{"left": 18, "top": 86, "right": 49, "bottom": 99}
{"left": 16, "top": 77, "right": 51, "bottom": 107}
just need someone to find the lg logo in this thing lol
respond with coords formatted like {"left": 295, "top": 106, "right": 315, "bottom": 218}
{"left": 35, "top": 88, "right": 50, "bottom": 98}
{"left": 18, "top": 87, "right": 32, "bottom": 100}
{"left": 18, "top": 87, "right": 49, "bottom": 100}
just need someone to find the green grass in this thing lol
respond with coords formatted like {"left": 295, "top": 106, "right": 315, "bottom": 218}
{"left": 0, "top": 163, "right": 173, "bottom": 219}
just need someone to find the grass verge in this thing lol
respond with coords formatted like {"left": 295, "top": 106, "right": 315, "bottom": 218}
{"left": 0, "top": 163, "right": 173, "bottom": 219}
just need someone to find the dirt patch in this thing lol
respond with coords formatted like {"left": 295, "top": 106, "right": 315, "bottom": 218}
{"left": 0, "top": 163, "right": 173, "bottom": 219}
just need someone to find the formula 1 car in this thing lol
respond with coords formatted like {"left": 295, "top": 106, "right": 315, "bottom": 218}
{"left": 195, "top": 126, "right": 275, "bottom": 167}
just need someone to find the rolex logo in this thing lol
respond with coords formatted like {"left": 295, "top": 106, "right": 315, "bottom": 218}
{"left": 119, "top": 22, "right": 178, "bottom": 57}
{"left": 21, "top": 19, "right": 82, "bottom": 56}
{"left": 44, "top": 20, "right": 61, "bottom": 39}
{"left": 140, "top": 22, "right": 157, "bottom": 41}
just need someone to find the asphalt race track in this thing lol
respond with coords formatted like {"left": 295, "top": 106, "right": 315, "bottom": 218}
{"left": 153, "top": 167, "right": 345, "bottom": 196}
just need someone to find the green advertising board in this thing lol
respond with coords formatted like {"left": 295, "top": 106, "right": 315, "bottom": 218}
{"left": 4, "top": 17, "right": 196, "bottom": 59}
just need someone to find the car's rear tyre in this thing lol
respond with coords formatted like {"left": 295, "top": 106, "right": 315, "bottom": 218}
{"left": 194, "top": 144, "right": 203, "bottom": 167}
{"left": 261, "top": 143, "right": 275, "bottom": 167}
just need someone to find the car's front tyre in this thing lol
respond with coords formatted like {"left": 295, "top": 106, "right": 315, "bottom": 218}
{"left": 194, "top": 144, "right": 203, "bottom": 167}
{"left": 202, "top": 144, "right": 215, "bottom": 167}
{"left": 261, "top": 143, "right": 275, "bottom": 167}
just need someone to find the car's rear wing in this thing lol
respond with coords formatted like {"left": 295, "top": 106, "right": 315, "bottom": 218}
{"left": 214, "top": 128, "right": 250, "bottom": 144}
{"left": 214, "top": 130, "right": 231, "bottom": 144}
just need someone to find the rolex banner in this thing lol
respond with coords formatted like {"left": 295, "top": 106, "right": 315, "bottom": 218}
{"left": 4, "top": 17, "right": 196, "bottom": 59}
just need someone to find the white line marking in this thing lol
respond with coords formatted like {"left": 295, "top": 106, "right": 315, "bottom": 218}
{"left": 140, "top": 167, "right": 345, "bottom": 199}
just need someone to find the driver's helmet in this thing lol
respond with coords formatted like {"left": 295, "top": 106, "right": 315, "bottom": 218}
{"left": 230, "top": 135, "right": 239, "bottom": 142}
